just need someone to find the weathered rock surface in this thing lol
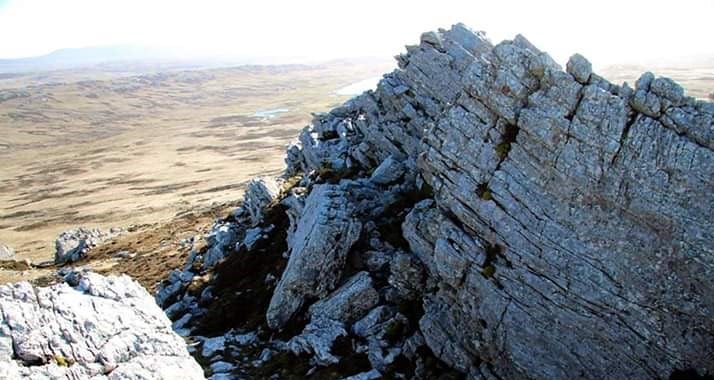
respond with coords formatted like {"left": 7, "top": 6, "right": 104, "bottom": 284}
{"left": 0, "top": 270, "right": 204, "bottom": 379}
{"left": 54, "top": 226, "right": 124, "bottom": 264}
{"left": 0, "top": 244, "right": 14, "bottom": 261}
{"left": 155, "top": 22, "right": 714, "bottom": 380}
{"left": 276, "top": 23, "right": 714, "bottom": 379}
{"left": 243, "top": 177, "right": 280, "bottom": 225}
{"left": 405, "top": 26, "right": 712, "bottom": 380}
{"left": 308, "top": 271, "right": 379, "bottom": 323}
{"left": 266, "top": 184, "right": 362, "bottom": 330}
{"left": 202, "top": 221, "right": 237, "bottom": 269}
{"left": 288, "top": 318, "right": 347, "bottom": 366}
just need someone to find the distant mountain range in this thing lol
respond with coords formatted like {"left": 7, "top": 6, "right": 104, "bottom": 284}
{"left": 0, "top": 45, "right": 237, "bottom": 73}
{"left": 0, "top": 45, "right": 339, "bottom": 73}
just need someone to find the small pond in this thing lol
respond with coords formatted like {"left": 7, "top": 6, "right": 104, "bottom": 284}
{"left": 335, "top": 77, "right": 381, "bottom": 96}
{"left": 254, "top": 108, "right": 289, "bottom": 118}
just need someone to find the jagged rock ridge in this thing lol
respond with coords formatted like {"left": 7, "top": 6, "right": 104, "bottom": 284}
{"left": 156, "top": 23, "right": 713, "bottom": 379}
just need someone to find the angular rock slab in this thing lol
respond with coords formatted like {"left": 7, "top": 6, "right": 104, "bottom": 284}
{"left": 0, "top": 271, "right": 204, "bottom": 379}
{"left": 266, "top": 184, "right": 362, "bottom": 330}
{"left": 308, "top": 271, "right": 379, "bottom": 323}
{"left": 243, "top": 177, "right": 280, "bottom": 225}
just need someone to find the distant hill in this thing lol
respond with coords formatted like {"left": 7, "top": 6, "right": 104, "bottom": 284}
{"left": 0, "top": 45, "right": 207, "bottom": 72}
{"left": 0, "top": 45, "right": 249, "bottom": 73}
{"left": 0, "top": 45, "right": 387, "bottom": 74}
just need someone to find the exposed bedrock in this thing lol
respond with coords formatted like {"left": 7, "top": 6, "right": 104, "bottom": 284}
{"left": 157, "top": 23, "right": 713, "bottom": 380}
{"left": 0, "top": 270, "right": 204, "bottom": 379}
{"left": 283, "top": 22, "right": 714, "bottom": 379}
{"left": 54, "top": 226, "right": 125, "bottom": 264}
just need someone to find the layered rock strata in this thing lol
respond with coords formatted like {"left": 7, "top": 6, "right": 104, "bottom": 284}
{"left": 157, "top": 23, "right": 713, "bottom": 380}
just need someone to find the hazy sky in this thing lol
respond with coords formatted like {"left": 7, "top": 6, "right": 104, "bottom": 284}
{"left": 0, "top": 0, "right": 712, "bottom": 68}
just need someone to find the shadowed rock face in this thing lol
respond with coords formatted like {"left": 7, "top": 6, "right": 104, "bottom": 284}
{"left": 156, "top": 23, "right": 713, "bottom": 380}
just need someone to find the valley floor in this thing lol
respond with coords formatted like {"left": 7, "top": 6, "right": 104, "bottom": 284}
{"left": 0, "top": 60, "right": 392, "bottom": 262}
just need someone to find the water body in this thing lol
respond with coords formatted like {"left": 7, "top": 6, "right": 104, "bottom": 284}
{"left": 335, "top": 77, "right": 381, "bottom": 96}
{"left": 253, "top": 108, "right": 289, "bottom": 119}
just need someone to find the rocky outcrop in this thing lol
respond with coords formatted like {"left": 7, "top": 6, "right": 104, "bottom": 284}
{"left": 202, "top": 221, "right": 237, "bottom": 269}
{"left": 0, "top": 270, "right": 204, "bottom": 379}
{"left": 155, "top": 23, "right": 713, "bottom": 380}
{"left": 396, "top": 26, "right": 712, "bottom": 380}
{"left": 0, "top": 89, "right": 30, "bottom": 103}
{"left": 243, "top": 177, "right": 281, "bottom": 225}
{"left": 0, "top": 244, "right": 14, "bottom": 261}
{"left": 54, "top": 227, "right": 124, "bottom": 264}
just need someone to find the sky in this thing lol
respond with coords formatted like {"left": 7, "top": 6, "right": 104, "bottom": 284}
{"left": 0, "top": 0, "right": 712, "bottom": 68}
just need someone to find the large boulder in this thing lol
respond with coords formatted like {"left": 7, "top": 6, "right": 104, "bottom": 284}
{"left": 0, "top": 244, "right": 14, "bottom": 261}
{"left": 54, "top": 227, "right": 124, "bottom": 264}
{"left": 243, "top": 177, "right": 280, "bottom": 225}
{"left": 266, "top": 184, "right": 362, "bottom": 330}
{"left": 0, "top": 270, "right": 204, "bottom": 379}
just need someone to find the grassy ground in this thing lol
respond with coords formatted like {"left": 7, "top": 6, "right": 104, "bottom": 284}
{"left": 0, "top": 201, "right": 231, "bottom": 287}
{"left": 0, "top": 60, "right": 392, "bottom": 263}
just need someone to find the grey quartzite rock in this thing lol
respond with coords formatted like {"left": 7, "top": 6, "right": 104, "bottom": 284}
{"left": 308, "top": 271, "right": 379, "bottom": 323}
{"left": 565, "top": 53, "right": 592, "bottom": 84}
{"left": 266, "top": 184, "right": 362, "bottom": 330}
{"left": 157, "top": 22, "right": 714, "bottom": 380}
{"left": 0, "top": 244, "right": 14, "bottom": 261}
{"left": 288, "top": 318, "right": 347, "bottom": 366}
{"left": 369, "top": 155, "right": 406, "bottom": 185}
{"left": 278, "top": 23, "right": 714, "bottom": 379}
{"left": 243, "top": 177, "right": 281, "bottom": 225}
{"left": 202, "top": 221, "right": 237, "bottom": 269}
{"left": 0, "top": 270, "right": 204, "bottom": 379}
{"left": 54, "top": 227, "right": 123, "bottom": 264}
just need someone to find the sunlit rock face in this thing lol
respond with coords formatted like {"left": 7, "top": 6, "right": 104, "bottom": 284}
{"left": 54, "top": 227, "right": 124, "bottom": 264}
{"left": 157, "top": 23, "right": 714, "bottom": 380}
{"left": 0, "top": 270, "right": 204, "bottom": 379}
